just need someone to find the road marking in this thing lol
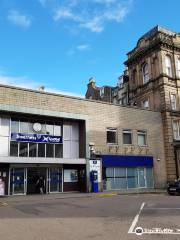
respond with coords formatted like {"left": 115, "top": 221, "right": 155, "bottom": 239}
{"left": 145, "top": 208, "right": 180, "bottom": 210}
{"left": 128, "top": 202, "right": 145, "bottom": 234}
{"left": 96, "top": 193, "right": 117, "bottom": 197}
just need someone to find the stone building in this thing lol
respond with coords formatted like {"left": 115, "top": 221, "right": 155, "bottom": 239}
{"left": 125, "top": 26, "right": 180, "bottom": 181}
{"left": 86, "top": 25, "right": 180, "bottom": 182}
{"left": 0, "top": 84, "right": 166, "bottom": 195}
{"left": 85, "top": 78, "right": 115, "bottom": 103}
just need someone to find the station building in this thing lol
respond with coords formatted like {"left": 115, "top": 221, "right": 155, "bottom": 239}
{"left": 0, "top": 84, "right": 166, "bottom": 195}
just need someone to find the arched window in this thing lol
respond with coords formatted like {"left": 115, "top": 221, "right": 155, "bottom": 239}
{"left": 142, "top": 63, "right": 149, "bottom": 84}
{"left": 178, "top": 58, "right": 180, "bottom": 78}
{"left": 165, "top": 55, "right": 172, "bottom": 77}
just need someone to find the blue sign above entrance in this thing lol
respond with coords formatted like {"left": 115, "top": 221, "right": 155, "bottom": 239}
{"left": 11, "top": 133, "right": 63, "bottom": 144}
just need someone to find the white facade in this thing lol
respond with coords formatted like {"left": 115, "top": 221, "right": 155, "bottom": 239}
{"left": 0, "top": 117, "right": 84, "bottom": 164}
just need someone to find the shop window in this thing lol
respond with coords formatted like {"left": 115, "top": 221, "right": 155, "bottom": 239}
{"left": 10, "top": 142, "right": 18, "bottom": 156}
{"left": 46, "top": 144, "right": 54, "bottom": 158}
{"left": 173, "top": 120, "right": 180, "bottom": 140}
{"left": 127, "top": 168, "right": 138, "bottom": 188}
{"left": 11, "top": 119, "right": 19, "bottom": 133}
{"left": 123, "top": 129, "right": 132, "bottom": 144}
{"left": 165, "top": 55, "right": 172, "bottom": 77}
{"left": 64, "top": 169, "right": 78, "bottom": 182}
{"left": 19, "top": 142, "right": 28, "bottom": 157}
{"left": 38, "top": 143, "right": 45, "bottom": 157}
{"left": 29, "top": 143, "right": 37, "bottom": 157}
{"left": 55, "top": 144, "right": 63, "bottom": 158}
{"left": 142, "top": 63, "right": 149, "bottom": 84}
{"left": 107, "top": 128, "right": 117, "bottom": 144}
{"left": 170, "top": 94, "right": 177, "bottom": 110}
{"left": 114, "top": 168, "right": 127, "bottom": 189}
{"left": 137, "top": 130, "right": 147, "bottom": 146}
{"left": 106, "top": 168, "right": 114, "bottom": 178}
{"left": 146, "top": 168, "right": 154, "bottom": 188}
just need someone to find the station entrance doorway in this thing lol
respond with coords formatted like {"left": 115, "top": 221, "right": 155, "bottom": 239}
{"left": 27, "top": 168, "right": 47, "bottom": 194}
{"left": 9, "top": 165, "right": 63, "bottom": 195}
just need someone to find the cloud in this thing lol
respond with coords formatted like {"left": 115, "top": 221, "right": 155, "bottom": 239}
{"left": 76, "top": 44, "right": 91, "bottom": 51}
{"left": 38, "top": 0, "right": 47, "bottom": 7}
{"left": 53, "top": 8, "right": 79, "bottom": 22}
{"left": 67, "top": 44, "right": 91, "bottom": 56}
{"left": 0, "top": 72, "right": 84, "bottom": 98}
{"left": 7, "top": 10, "right": 32, "bottom": 28}
{"left": 50, "top": 0, "right": 133, "bottom": 33}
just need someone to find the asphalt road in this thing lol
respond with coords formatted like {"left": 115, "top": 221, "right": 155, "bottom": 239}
{"left": 0, "top": 194, "right": 180, "bottom": 240}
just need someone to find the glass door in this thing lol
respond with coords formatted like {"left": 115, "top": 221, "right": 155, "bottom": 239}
{"left": 10, "top": 168, "right": 26, "bottom": 195}
{"left": 138, "top": 168, "right": 146, "bottom": 188}
{"left": 49, "top": 168, "right": 62, "bottom": 193}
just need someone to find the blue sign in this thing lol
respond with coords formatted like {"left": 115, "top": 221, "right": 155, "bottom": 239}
{"left": 11, "top": 133, "right": 63, "bottom": 144}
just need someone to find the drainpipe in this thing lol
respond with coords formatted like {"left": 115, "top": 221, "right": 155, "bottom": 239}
{"left": 174, "top": 145, "right": 179, "bottom": 179}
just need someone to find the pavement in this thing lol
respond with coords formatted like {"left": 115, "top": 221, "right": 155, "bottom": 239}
{"left": 0, "top": 188, "right": 166, "bottom": 203}
{"left": 0, "top": 191, "right": 179, "bottom": 240}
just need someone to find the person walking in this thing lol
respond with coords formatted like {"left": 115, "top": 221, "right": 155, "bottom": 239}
{"left": 36, "top": 176, "right": 45, "bottom": 194}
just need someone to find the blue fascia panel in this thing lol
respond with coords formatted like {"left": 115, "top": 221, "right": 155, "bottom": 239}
{"left": 102, "top": 155, "right": 153, "bottom": 167}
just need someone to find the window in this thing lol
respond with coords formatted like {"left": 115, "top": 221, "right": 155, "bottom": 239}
{"left": 142, "top": 99, "right": 149, "bottom": 109}
{"left": 104, "top": 167, "right": 153, "bottom": 190}
{"left": 142, "top": 63, "right": 149, "bottom": 83}
{"left": 64, "top": 169, "right": 78, "bottom": 182}
{"left": 55, "top": 144, "right": 63, "bottom": 158}
{"left": 170, "top": 94, "right": 177, "bottom": 110}
{"left": 178, "top": 58, "right": 180, "bottom": 78}
{"left": 107, "top": 128, "right": 117, "bottom": 144}
{"left": 20, "top": 121, "right": 29, "bottom": 133}
{"left": 46, "top": 124, "right": 54, "bottom": 135}
{"left": 19, "top": 142, "right": 28, "bottom": 157}
{"left": 137, "top": 130, "right": 147, "bottom": 146}
{"left": 10, "top": 142, "right": 18, "bottom": 156}
{"left": 173, "top": 120, "right": 180, "bottom": 140}
{"left": 123, "top": 129, "right": 132, "bottom": 144}
{"left": 100, "top": 87, "right": 104, "bottom": 97}
{"left": 46, "top": 144, "right": 54, "bottom": 158}
{"left": 165, "top": 55, "right": 172, "bottom": 77}
{"left": 11, "top": 119, "right": 19, "bottom": 133}
{"left": 38, "top": 143, "right": 45, "bottom": 157}
{"left": 29, "top": 143, "right": 37, "bottom": 157}
{"left": 127, "top": 168, "right": 138, "bottom": 188}
{"left": 54, "top": 125, "right": 61, "bottom": 136}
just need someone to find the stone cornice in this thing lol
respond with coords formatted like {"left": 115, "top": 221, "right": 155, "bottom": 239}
{"left": 125, "top": 32, "right": 180, "bottom": 66}
{"left": 129, "top": 74, "right": 180, "bottom": 97}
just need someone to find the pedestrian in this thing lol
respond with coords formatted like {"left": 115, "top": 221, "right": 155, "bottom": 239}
{"left": 36, "top": 176, "right": 45, "bottom": 194}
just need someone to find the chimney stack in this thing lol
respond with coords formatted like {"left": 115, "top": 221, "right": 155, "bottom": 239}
{"left": 39, "top": 86, "right": 45, "bottom": 91}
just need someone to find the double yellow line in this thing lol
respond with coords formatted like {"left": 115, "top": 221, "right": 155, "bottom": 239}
{"left": 96, "top": 193, "right": 118, "bottom": 197}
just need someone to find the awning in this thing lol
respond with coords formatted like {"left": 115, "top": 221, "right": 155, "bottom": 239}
{"left": 102, "top": 155, "right": 153, "bottom": 167}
